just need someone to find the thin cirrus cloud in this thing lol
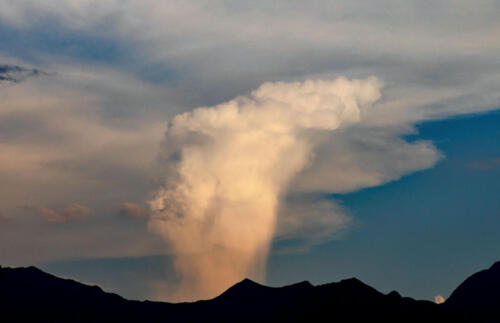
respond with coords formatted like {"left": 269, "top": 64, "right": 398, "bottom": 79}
{"left": 467, "top": 157, "right": 500, "bottom": 170}
{"left": 2, "top": 1, "right": 500, "bottom": 115}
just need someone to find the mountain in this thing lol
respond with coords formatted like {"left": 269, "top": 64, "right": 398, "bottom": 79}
{"left": 445, "top": 261, "right": 500, "bottom": 322}
{"left": 0, "top": 264, "right": 470, "bottom": 322}
{"left": 0, "top": 265, "right": 142, "bottom": 322}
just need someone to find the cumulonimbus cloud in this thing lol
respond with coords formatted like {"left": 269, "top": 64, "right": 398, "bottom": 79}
{"left": 149, "top": 77, "right": 382, "bottom": 301}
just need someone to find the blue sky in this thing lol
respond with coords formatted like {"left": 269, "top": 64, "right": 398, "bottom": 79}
{"left": 269, "top": 109, "right": 500, "bottom": 300}
{"left": 1, "top": 0, "right": 500, "bottom": 302}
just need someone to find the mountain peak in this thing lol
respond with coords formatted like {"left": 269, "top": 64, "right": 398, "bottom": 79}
{"left": 285, "top": 280, "right": 314, "bottom": 289}
{"left": 239, "top": 278, "right": 259, "bottom": 285}
{"left": 338, "top": 277, "right": 372, "bottom": 290}
{"left": 387, "top": 290, "right": 402, "bottom": 299}
{"left": 215, "top": 278, "right": 269, "bottom": 300}
{"left": 490, "top": 261, "right": 500, "bottom": 271}
{"left": 445, "top": 260, "right": 500, "bottom": 322}
{"left": 340, "top": 277, "right": 363, "bottom": 284}
{"left": 234, "top": 278, "right": 265, "bottom": 289}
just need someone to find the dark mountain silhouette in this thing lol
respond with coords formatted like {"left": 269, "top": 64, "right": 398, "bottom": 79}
{"left": 2, "top": 263, "right": 489, "bottom": 322}
{"left": 444, "top": 261, "right": 500, "bottom": 322}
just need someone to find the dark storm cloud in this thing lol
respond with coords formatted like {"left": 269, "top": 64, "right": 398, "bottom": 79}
{"left": 0, "top": 64, "right": 44, "bottom": 83}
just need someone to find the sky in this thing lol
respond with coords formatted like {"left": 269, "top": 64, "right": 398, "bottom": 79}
{"left": 0, "top": 0, "right": 499, "bottom": 302}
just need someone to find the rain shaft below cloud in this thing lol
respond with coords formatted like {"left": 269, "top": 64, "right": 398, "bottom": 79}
{"left": 149, "top": 77, "right": 382, "bottom": 301}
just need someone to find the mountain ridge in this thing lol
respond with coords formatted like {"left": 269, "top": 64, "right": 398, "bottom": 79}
{"left": 2, "top": 263, "right": 498, "bottom": 322}
{"left": 444, "top": 261, "right": 500, "bottom": 322}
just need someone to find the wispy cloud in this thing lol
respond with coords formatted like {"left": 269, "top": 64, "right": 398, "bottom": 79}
{"left": 24, "top": 204, "right": 94, "bottom": 223}
{"left": 468, "top": 157, "right": 500, "bottom": 170}
{"left": 119, "top": 202, "right": 148, "bottom": 219}
{"left": 0, "top": 213, "right": 12, "bottom": 223}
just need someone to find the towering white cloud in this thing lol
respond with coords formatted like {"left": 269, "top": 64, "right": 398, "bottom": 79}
{"left": 149, "top": 77, "right": 382, "bottom": 300}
